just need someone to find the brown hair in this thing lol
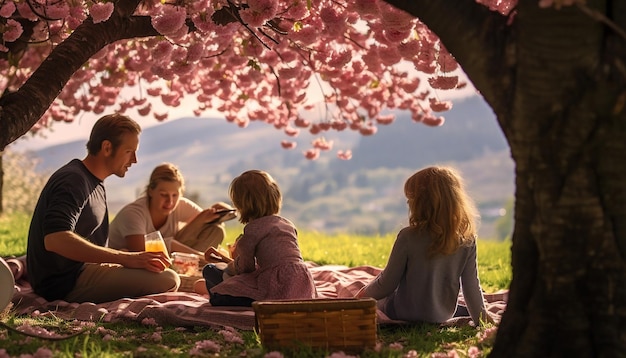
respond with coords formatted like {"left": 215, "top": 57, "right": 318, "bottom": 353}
{"left": 229, "top": 170, "right": 281, "bottom": 224}
{"left": 404, "top": 166, "right": 479, "bottom": 256}
{"left": 146, "top": 162, "right": 185, "bottom": 194}
{"left": 86, "top": 113, "right": 141, "bottom": 155}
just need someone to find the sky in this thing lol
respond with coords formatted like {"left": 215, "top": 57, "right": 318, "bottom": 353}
{"left": 10, "top": 70, "right": 479, "bottom": 152}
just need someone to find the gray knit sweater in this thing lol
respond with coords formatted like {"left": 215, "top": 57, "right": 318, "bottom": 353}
{"left": 361, "top": 226, "right": 490, "bottom": 324}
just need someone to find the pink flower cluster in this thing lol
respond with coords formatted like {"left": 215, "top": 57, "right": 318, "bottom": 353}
{"left": 0, "top": 0, "right": 521, "bottom": 160}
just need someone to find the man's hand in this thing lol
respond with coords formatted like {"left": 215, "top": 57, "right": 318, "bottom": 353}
{"left": 122, "top": 251, "right": 172, "bottom": 273}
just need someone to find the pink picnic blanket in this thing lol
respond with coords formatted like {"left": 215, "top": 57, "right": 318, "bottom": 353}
{"left": 10, "top": 263, "right": 507, "bottom": 330}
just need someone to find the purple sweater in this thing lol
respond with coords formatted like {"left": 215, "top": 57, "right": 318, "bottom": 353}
{"left": 361, "top": 226, "right": 490, "bottom": 324}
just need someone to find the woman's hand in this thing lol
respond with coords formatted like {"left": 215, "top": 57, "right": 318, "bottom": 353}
{"left": 196, "top": 207, "right": 221, "bottom": 224}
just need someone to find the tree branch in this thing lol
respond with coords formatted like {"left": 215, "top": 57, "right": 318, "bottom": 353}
{"left": 381, "top": 0, "right": 515, "bottom": 132}
{"left": 0, "top": 13, "right": 159, "bottom": 150}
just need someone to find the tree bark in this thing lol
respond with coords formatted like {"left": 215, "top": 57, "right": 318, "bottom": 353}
{"left": 384, "top": 0, "right": 626, "bottom": 356}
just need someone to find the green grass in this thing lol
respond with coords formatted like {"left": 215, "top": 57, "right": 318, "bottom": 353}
{"left": 1, "top": 212, "right": 509, "bottom": 357}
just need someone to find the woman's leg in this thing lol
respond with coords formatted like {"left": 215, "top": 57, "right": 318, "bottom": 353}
{"left": 176, "top": 223, "right": 226, "bottom": 252}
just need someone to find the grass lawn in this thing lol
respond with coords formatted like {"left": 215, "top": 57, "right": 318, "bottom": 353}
{"left": 0, "top": 212, "right": 508, "bottom": 357}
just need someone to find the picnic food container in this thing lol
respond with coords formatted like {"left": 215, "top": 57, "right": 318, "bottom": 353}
{"left": 171, "top": 252, "right": 200, "bottom": 276}
{"left": 252, "top": 298, "right": 377, "bottom": 353}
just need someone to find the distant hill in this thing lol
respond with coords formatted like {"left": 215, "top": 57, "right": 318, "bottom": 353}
{"left": 27, "top": 95, "right": 514, "bottom": 238}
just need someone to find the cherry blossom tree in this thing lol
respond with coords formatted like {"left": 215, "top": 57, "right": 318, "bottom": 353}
{"left": 0, "top": 0, "right": 461, "bottom": 158}
{"left": 1, "top": 0, "right": 625, "bottom": 355}
{"left": 381, "top": 0, "right": 625, "bottom": 356}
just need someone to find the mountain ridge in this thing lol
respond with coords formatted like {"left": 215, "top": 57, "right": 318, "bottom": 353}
{"left": 27, "top": 95, "right": 514, "bottom": 238}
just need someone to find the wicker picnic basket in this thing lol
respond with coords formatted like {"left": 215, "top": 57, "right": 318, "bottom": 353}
{"left": 252, "top": 298, "right": 377, "bottom": 353}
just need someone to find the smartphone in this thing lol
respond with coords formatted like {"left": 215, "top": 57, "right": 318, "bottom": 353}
{"left": 208, "top": 209, "right": 236, "bottom": 224}
{"left": 215, "top": 208, "right": 236, "bottom": 216}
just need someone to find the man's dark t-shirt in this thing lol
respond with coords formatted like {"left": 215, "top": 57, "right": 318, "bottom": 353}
{"left": 26, "top": 159, "right": 108, "bottom": 301}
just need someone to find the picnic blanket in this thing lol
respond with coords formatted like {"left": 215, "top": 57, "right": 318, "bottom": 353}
{"left": 9, "top": 262, "right": 507, "bottom": 330}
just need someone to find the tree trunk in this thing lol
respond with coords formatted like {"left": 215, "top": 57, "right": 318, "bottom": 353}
{"left": 383, "top": 0, "right": 626, "bottom": 355}
{"left": 0, "top": 152, "right": 3, "bottom": 214}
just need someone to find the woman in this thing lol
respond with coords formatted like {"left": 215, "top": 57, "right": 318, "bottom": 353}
{"left": 356, "top": 166, "right": 495, "bottom": 326}
{"left": 108, "top": 163, "right": 235, "bottom": 256}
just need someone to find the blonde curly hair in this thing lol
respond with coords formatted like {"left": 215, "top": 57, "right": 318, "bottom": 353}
{"left": 404, "top": 166, "right": 479, "bottom": 257}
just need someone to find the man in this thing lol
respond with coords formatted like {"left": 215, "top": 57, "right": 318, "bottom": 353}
{"left": 26, "top": 113, "right": 180, "bottom": 303}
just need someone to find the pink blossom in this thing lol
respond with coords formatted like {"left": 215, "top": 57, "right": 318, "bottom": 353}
{"left": 90, "top": 3, "right": 114, "bottom": 24}
{"left": 294, "top": 117, "right": 310, "bottom": 128}
{"left": 384, "top": 28, "right": 411, "bottom": 43}
{"left": 320, "top": 6, "right": 346, "bottom": 36}
{"left": 186, "top": 42, "right": 204, "bottom": 62}
{"left": 331, "top": 121, "right": 348, "bottom": 131}
{"left": 389, "top": 342, "right": 403, "bottom": 350}
{"left": 327, "top": 352, "right": 358, "bottom": 358}
{"left": 359, "top": 124, "right": 378, "bottom": 136}
{"left": 152, "top": 6, "right": 187, "bottom": 36}
{"left": 428, "top": 76, "right": 459, "bottom": 90}
{"left": 263, "top": 352, "right": 284, "bottom": 358}
{"left": 33, "top": 347, "right": 54, "bottom": 358}
{"left": 337, "top": 150, "right": 352, "bottom": 160}
{"left": 467, "top": 346, "right": 481, "bottom": 358}
{"left": 218, "top": 328, "right": 244, "bottom": 344}
{"left": 404, "top": 350, "right": 419, "bottom": 358}
{"left": 429, "top": 98, "right": 452, "bottom": 112}
{"left": 152, "top": 41, "right": 174, "bottom": 62}
{"left": 46, "top": 2, "right": 70, "bottom": 19}
{"left": 281, "top": 140, "right": 297, "bottom": 149}
{"left": 146, "top": 87, "right": 161, "bottom": 96}
{"left": 286, "top": 1, "right": 308, "bottom": 18}
{"left": 278, "top": 66, "right": 301, "bottom": 79}
{"left": 162, "top": 92, "right": 181, "bottom": 106}
{"left": 240, "top": 0, "right": 278, "bottom": 27}
{"left": 16, "top": 2, "right": 38, "bottom": 21}
{"left": 309, "top": 124, "right": 321, "bottom": 135}
{"left": 284, "top": 126, "right": 299, "bottom": 136}
{"left": 154, "top": 112, "right": 168, "bottom": 121}
{"left": 379, "top": 47, "right": 402, "bottom": 66}
{"left": 398, "top": 40, "right": 421, "bottom": 59}
{"left": 376, "top": 114, "right": 395, "bottom": 125}
{"left": 240, "top": 9, "right": 266, "bottom": 27}
{"left": 352, "top": 0, "right": 379, "bottom": 16}
{"left": 0, "top": 1, "right": 15, "bottom": 18}
{"left": 437, "top": 51, "right": 459, "bottom": 72}
{"left": 422, "top": 115, "right": 445, "bottom": 127}
{"left": 2, "top": 19, "right": 23, "bottom": 42}
{"left": 304, "top": 148, "right": 320, "bottom": 160}
{"left": 290, "top": 25, "right": 319, "bottom": 46}
{"left": 378, "top": 3, "right": 414, "bottom": 32}
{"left": 312, "top": 137, "right": 333, "bottom": 151}
{"left": 327, "top": 51, "right": 351, "bottom": 68}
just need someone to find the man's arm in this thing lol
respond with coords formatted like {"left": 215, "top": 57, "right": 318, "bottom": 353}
{"left": 44, "top": 231, "right": 171, "bottom": 272}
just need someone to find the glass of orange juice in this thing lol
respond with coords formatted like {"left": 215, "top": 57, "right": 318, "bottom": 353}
{"left": 144, "top": 231, "right": 168, "bottom": 256}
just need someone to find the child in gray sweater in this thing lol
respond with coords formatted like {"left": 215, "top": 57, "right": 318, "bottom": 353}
{"left": 356, "top": 166, "right": 495, "bottom": 326}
